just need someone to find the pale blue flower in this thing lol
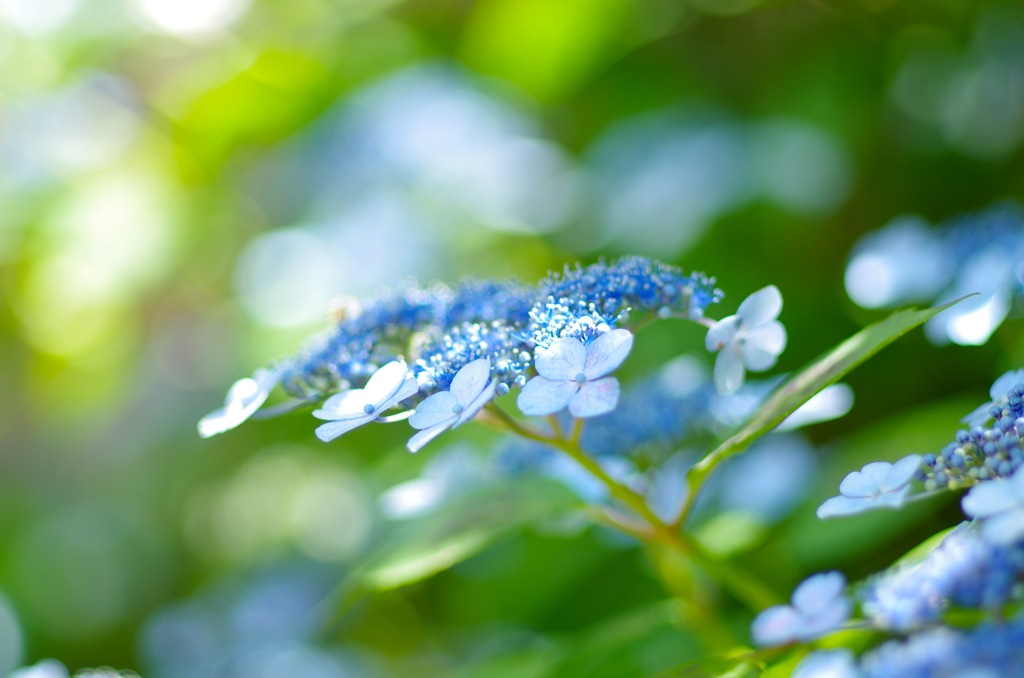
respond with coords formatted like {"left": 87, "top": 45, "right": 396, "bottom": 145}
{"left": 751, "top": 572, "right": 850, "bottom": 646}
{"left": 962, "top": 369, "right": 1024, "bottom": 427}
{"left": 962, "top": 471, "right": 1024, "bottom": 544}
{"left": 198, "top": 367, "right": 281, "bottom": 438}
{"left": 817, "top": 455, "right": 922, "bottom": 519}
{"left": 794, "top": 650, "right": 862, "bottom": 678}
{"left": 705, "top": 285, "right": 786, "bottom": 393}
{"left": 517, "top": 330, "right": 633, "bottom": 418}
{"left": 312, "top": 360, "right": 418, "bottom": 442}
{"left": 406, "top": 358, "right": 497, "bottom": 453}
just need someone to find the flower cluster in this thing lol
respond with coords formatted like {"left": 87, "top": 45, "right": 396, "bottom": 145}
{"left": 845, "top": 201, "right": 1024, "bottom": 345}
{"left": 860, "top": 522, "right": 1024, "bottom": 631}
{"left": 200, "top": 257, "right": 789, "bottom": 454}
{"left": 796, "top": 616, "right": 1024, "bottom": 678}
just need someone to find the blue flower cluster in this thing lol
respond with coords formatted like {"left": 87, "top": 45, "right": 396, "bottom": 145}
{"left": 797, "top": 616, "right": 1024, "bottom": 678}
{"left": 918, "top": 376, "right": 1024, "bottom": 491}
{"left": 845, "top": 201, "right": 1024, "bottom": 345}
{"left": 199, "top": 257, "right": 763, "bottom": 452}
{"left": 860, "top": 522, "right": 1024, "bottom": 631}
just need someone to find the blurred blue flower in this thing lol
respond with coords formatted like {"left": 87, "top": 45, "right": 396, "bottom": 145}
{"left": 751, "top": 571, "right": 850, "bottom": 646}
{"left": 817, "top": 455, "right": 922, "bottom": 519}
{"left": 962, "top": 471, "right": 1024, "bottom": 544}
{"left": 861, "top": 522, "right": 1024, "bottom": 632}
{"left": 705, "top": 285, "right": 786, "bottom": 393}
{"left": 793, "top": 649, "right": 861, "bottom": 678}
{"left": 963, "top": 369, "right": 1024, "bottom": 427}
{"left": 517, "top": 330, "right": 633, "bottom": 418}
{"left": 313, "top": 360, "right": 418, "bottom": 442}
{"left": 407, "top": 358, "right": 497, "bottom": 453}
{"left": 198, "top": 367, "right": 281, "bottom": 439}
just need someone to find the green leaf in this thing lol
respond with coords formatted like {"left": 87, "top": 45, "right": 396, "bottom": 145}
{"left": 689, "top": 295, "right": 974, "bottom": 489}
{"left": 324, "top": 479, "right": 578, "bottom": 623}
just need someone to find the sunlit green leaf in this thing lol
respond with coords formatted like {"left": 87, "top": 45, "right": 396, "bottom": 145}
{"left": 689, "top": 295, "right": 974, "bottom": 488}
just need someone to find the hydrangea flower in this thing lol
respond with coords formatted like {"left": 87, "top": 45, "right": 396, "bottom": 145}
{"left": 962, "top": 471, "right": 1024, "bottom": 544}
{"left": 517, "top": 330, "right": 633, "bottom": 418}
{"left": 312, "top": 360, "right": 418, "bottom": 442}
{"left": 407, "top": 358, "right": 497, "bottom": 453}
{"left": 751, "top": 571, "right": 850, "bottom": 646}
{"left": 198, "top": 367, "right": 281, "bottom": 438}
{"left": 962, "top": 369, "right": 1024, "bottom": 427}
{"left": 817, "top": 455, "right": 922, "bottom": 519}
{"left": 793, "top": 650, "right": 861, "bottom": 678}
{"left": 705, "top": 285, "right": 786, "bottom": 393}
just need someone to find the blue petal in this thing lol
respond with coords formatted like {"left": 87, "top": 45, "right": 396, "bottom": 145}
{"left": 534, "top": 338, "right": 586, "bottom": 381}
{"left": 409, "top": 391, "right": 459, "bottom": 430}
{"left": 363, "top": 360, "right": 411, "bottom": 405}
{"left": 450, "top": 358, "right": 492, "bottom": 405}
{"left": 568, "top": 377, "right": 620, "bottom": 418}
{"left": 751, "top": 605, "right": 801, "bottom": 646}
{"left": 406, "top": 423, "right": 452, "bottom": 454}
{"left": 315, "top": 415, "right": 374, "bottom": 442}
{"left": 582, "top": 329, "right": 633, "bottom": 379}
{"left": 517, "top": 376, "right": 578, "bottom": 416}
{"left": 454, "top": 379, "right": 497, "bottom": 427}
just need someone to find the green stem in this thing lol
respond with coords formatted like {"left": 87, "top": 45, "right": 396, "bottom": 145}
{"left": 484, "top": 404, "right": 782, "bottom": 610}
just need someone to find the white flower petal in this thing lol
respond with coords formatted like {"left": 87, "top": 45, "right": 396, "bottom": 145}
{"left": 582, "top": 330, "right": 633, "bottom": 379}
{"left": 380, "top": 376, "right": 420, "bottom": 411}
{"left": 816, "top": 495, "right": 866, "bottom": 519}
{"left": 978, "top": 507, "right": 1024, "bottom": 544}
{"left": 839, "top": 462, "right": 891, "bottom": 497}
{"left": 517, "top": 376, "right": 579, "bottom": 416}
{"left": 450, "top": 358, "right": 492, "bottom": 405}
{"left": 705, "top": 315, "right": 740, "bottom": 352}
{"left": 455, "top": 379, "right": 497, "bottom": 427}
{"left": 568, "top": 377, "right": 620, "bottom": 418}
{"left": 737, "top": 285, "right": 783, "bottom": 326}
{"left": 962, "top": 479, "right": 1020, "bottom": 519}
{"left": 362, "top": 360, "right": 411, "bottom": 405}
{"left": 315, "top": 415, "right": 373, "bottom": 442}
{"left": 406, "top": 423, "right": 452, "bottom": 454}
{"left": 534, "top": 338, "right": 587, "bottom": 380}
{"left": 989, "top": 369, "right": 1024, "bottom": 401}
{"left": 741, "top": 322, "right": 787, "bottom": 370}
{"left": 197, "top": 369, "right": 278, "bottom": 438}
{"left": 882, "top": 454, "right": 922, "bottom": 492}
{"left": 409, "top": 391, "right": 459, "bottom": 429}
{"left": 713, "top": 345, "right": 746, "bottom": 394}
{"left": 314, "top": 390, "right": 369, "bottom": 420}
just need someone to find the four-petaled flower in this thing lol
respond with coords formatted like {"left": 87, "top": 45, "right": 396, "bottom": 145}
{"left": 962, "top": 471, "right": 1024, "bottom": 545}
{"left": 313, "top": 360, "right": 418, "bottom": 442}
{"left": 517, "top": 330, "right": 634, "bottom": 418}
{"left": 705, "top": 285, "right": 787, "bottom": 394}
{"left": 817, "top": 455, "right": 922, "bottom": 519}
{"left": 198, "top": 367, "right": 280, "bottom": 438}
{"left": 407, "top": 358, "right": 497, "bottom": 453}
{"left": 751, "top": 572, "right": 850, "bottom": 647}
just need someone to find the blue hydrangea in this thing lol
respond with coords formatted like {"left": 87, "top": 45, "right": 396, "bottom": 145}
{"left": 859, "top": 615, "right": 1024, "bottom": 678}
{"left": 199, "top": 257, "right": 730, "bottom": 443}
{"left": 962, "top": 471, "right": 1024, "bottom": 544}
{"left": 860, "top": 522, "right": 1024, "bottom": 632}
{"left": 751, "top": 572, "right": 850, "bottom": 646}
{"left": 845, "top": 201, "right": 1024, "bottom": 346}
{"left": 817, "top": 455, "right": 922, "bottom": 518}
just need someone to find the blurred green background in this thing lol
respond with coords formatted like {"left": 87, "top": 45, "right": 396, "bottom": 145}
{"left": 2, "top": 0, "right": 1024, "bottom": 674}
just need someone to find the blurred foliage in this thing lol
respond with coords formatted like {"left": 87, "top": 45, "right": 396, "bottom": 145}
{"left": 1, "top": 0, "right": 1023, "bottom": 674}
